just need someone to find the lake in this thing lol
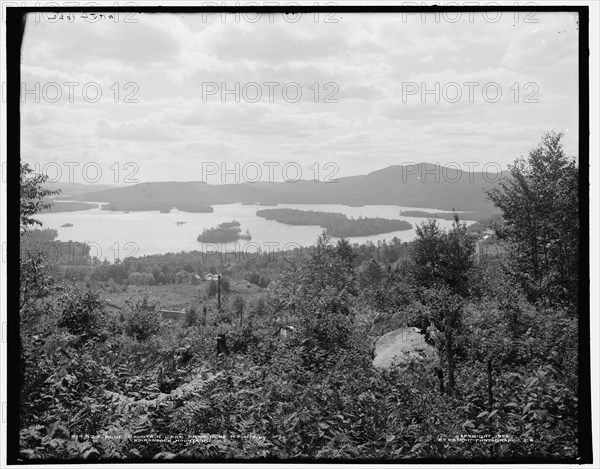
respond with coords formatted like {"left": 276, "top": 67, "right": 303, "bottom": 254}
{"left": 36, "top": 203, "right": 474, "bottom": 260}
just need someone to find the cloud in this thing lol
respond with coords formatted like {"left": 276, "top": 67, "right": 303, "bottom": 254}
{"left": 23, "top": 14, "right": 185, "bottom": 67}
{"left": 93, "top": 114, "right": 178, "bottom": 141}
{"left": 19, "top": 11, "right": 579, "bottom": 182}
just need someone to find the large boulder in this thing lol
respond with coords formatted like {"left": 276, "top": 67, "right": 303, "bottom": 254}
{"left": 373, "top": 327, "right": 436, "bottom": 369}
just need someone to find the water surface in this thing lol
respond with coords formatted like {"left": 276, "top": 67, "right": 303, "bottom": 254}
{"left": 36, "top": 203, "right": 473, "bottom": 259}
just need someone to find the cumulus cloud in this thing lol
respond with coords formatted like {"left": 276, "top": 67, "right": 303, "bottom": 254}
{"left": 20, "top": 10, "right": 579, "bottom": 182}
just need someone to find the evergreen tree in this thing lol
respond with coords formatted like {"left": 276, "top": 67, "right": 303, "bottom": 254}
{"left": 487, "top": 131, "right": 579, "bottom": 306}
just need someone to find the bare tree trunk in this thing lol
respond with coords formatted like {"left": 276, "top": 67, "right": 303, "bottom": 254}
{"left": 217, "top": 275, "right": 221, "bottom": 310}
{"left": 487, "top": 359, "right": 493, "bottom": 409}
{"left": 435, "top": 367, "right": 445, "bottom": 395}
{"left": 445, "top": 318, "right": 455, "bottom": 395}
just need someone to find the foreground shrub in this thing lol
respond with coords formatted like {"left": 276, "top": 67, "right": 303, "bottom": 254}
{"left": 123, "top": 295, "right": 162, "bottom": 342}
{"left": 57, "top": 290, "right": 107, "bottom": 346}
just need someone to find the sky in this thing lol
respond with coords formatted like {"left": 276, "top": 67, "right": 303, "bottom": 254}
{"left": 19, "top": 9, "right": 580, "bottom": 184}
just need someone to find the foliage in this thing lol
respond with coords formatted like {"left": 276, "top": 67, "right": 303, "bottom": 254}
{"left": 410, "top": 218, "right": 475, "bottom": 297}
{"left": 44, "top": 201, "right": 99, "bottom": 213}
{"left": 197, "top": 223, "right": 251, "bottom": 243}
{"left": 486, "top": 131, "right": 579, "bottom": 307}
{"left": 467, "top": 214, "right": 504, "bottom": 234}
{"left": 205, "top": 276, "right": 231, "bottom": 297}
{"left": 17, "top": 144, "right": 581, "bottom": 462}
{"left": 232, "top": 296, "right": 245, "bottom": 327}
{"left": 174, "top": 270, "right": 190, "bottom": 284}
{"left": 128, "top": 271, "right": 156, "bottom": 286}
{"left": 123, "top": 295, "right": 162, "bottom": 342}
{"left": 184, "top": 306, "right": 199, "bottom": 328}
{"left": 400, "top": 210, "right": 489, "bottom": 221}
{"left": 20, "top": 248, "right": 57, "bottom": 318}
{"left": 57, "top": 290, "right": 107, "bottom": 346}
{"left": 20, "top": 163, "right": 59, "bottom": 233}
{"left": 246, "top": 271, "right": 270, "bottom": 287}
{"left": 206, "top": 278, "right": 219, "bottom": 297}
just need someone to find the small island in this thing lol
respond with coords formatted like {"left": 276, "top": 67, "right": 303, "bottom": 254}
{"left": 242, "top": 202, "right": 278, "bottom": 206}
{"left": 102, "top": 200, "right": 213, "bottom": 213}
{"left": 197, "top": 221, "right": 252, "bottom": 243}
{"left": 60, "top": 223, "right": 74, "bottom": 228}
{"left": 175, "top": 221, "right": 188, "bottom": 226}
{"left": 103, "top": 200, "right": 174, "bottom": 212}
{"left": 256, "top": 208, "right": 412, "bottom": 237}
{"left": 399, "top": 210, "right": 485, "bottom": 221}
{"left": 43, "top": 201, "right": 99, "bottom": 213}
{"left": 218, "top": 220, "right": 241, "bottom": 228}
{"left": 174, "top": 202, "right": 215, "bottom": 213}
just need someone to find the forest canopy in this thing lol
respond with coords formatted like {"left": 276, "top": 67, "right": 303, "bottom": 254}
{"left": 256, "top": 208, "right": 412, "bottom": 237}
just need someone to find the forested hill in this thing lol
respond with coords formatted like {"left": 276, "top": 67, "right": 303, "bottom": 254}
{"left": 256, "top": 208, "right": 412, "bottom": 237}
{"left": 43, "top": 182, "right": 119, "bottom": 196}
{"left": 72, "top": 164, "right": 504, "bottom": 212}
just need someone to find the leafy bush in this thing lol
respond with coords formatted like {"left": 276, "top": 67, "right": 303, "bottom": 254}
{"left": 57, "top": 290, "right": 107, "bottom": 346}
{"left": 184, "top": 306, "right": 199, "bottom": 328}
{"left": 206, "top": 279, "right": 218, "bottom": 297}
{"left": 123, "top": 295, "right": 162, "bottom": 342}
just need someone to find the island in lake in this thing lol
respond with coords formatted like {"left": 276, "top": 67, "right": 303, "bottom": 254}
{"left": 175, "top": 221, "right": 188, "bottom": 226}
{"left": 197, "top": 220, "right": 252, "bottom": 243}
{"left": 399, "top": 210, "right": 487, "bottom": 222}
{"left": 60, "top": 223, "right": 74, "bottom": 228}
{"left": 43, "top": 201, "right": 99, "bottom": 213}
{"left": 242, "top": 202, "right": 278, "bottom": 207}
{"left": 256, "top": 208, "right": 412, "bottom": 237}
{"left": 102, "top": 200, "right": 213, "bottom": 213}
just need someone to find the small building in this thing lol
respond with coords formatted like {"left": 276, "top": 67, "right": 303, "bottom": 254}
{"left": 205, "top": 273, "right": 218, "bottom": 282}
{"left": 190, "top": 274, "right": 202, "bottom": 285}
{"left": 475, "top": 231, "right": 501, "bottom": 263}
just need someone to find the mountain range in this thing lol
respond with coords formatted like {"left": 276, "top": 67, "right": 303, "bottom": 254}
{"left": 54, "top": 163, "right": 505, "bottom": 214}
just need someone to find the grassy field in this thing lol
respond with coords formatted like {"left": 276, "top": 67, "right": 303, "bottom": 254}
{"left": 101, "top": 279, "right": 267, "bottom": 315}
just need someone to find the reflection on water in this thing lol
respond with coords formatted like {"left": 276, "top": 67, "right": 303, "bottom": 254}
{"left": 35, "top": 203, "right": 474, "bottom": 259}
